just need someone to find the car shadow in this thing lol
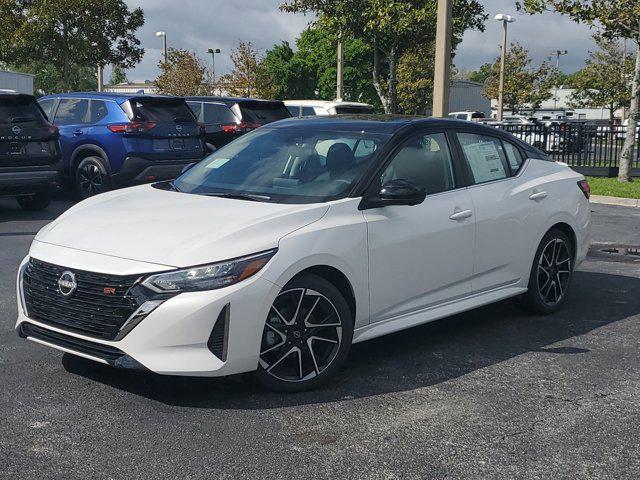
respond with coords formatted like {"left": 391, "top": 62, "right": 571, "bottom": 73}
{"left": 0, "top": 195, "right": 73, "bottom": 223}
{"left": 62, "top": 270, "right": 640, "bottom": 409}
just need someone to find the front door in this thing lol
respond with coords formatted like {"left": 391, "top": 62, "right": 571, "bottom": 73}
{"left": 363, "top": 131, "right": 475, "bottom": 324}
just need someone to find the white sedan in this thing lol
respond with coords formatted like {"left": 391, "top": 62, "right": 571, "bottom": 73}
{"left": 16, "top": 116, "right": 591, "bottom": 391}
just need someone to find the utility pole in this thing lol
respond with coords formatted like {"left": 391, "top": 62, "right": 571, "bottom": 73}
{"left": 156, "top": 31, "right": 168, "bottom": 63}
{"left": 97, "top": 65, "right": 104, "bottom": 92}
{"left": 495, "top": 14, "right": 515, "bottom": 121}
{"left": 336, "top": 32, "right": 344, "bottom": 101}
{"left": 622, "top": 38, "right": 627, "bottom": 123}
{"left": 208, "top": 48, "right": 221, "bottom": 93}
{"left": 432, "top": 0, "right": 453, "bottom": 117}
{"left": 551, "top": 49, "right": 568, "bottom": 110}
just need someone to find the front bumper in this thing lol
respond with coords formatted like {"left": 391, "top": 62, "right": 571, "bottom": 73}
{"left": 15, "top": 247, "right": 281, "bottom": 377}
{"left": 112, "top": 156, "right": 203, "bottom": 187}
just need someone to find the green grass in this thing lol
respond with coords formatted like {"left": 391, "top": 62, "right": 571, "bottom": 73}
{"left": 586, "top": 177, "right": 640, "bottom": 199}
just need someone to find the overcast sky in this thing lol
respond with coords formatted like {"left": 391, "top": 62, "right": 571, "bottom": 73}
{"left": 120, "top": 0, "right": 600, "bottom": 83}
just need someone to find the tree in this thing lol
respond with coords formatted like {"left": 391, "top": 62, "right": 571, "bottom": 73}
{"left": 218, "top": 41, "right": 275, "bottom": 98}
{"left": 109, "top": 64, "right": 128, "bottom": 85}
{"left": 263, "top": 41, "right": 315, "bottom": 99}
{"left": 483, "top": 43, "right": 555, "bottom": 112}
{"left": 568, "top": 34, "right": 634, "bottom": 122}
{"left": 519, "top": 0, "right": 640, "bottom": 181}
{"left": 155, "top": 48, "right": 208, "bottom": 96}
{"left": 281, "top": 0, "right": 486, "bottom": 113}
{"left": 467, "top": 63, "right": 493, "bottom": 84}
{"left": 0, "top": 0, "right": 144, "bottom": 92}
{"left": 397, "top": 42, "right": 435, "bottom": 114}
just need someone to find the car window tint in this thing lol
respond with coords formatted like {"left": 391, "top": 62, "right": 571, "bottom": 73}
{"left": 37, "top": 99, "right": 55, "bottom": 120}
{"left": 302, "top": 107, "right": 316, "bottom": 116}
{"left": 187, "top": 102, "right": 202, "bottom": 119}
{"left": 381, "top": 133, "right": 456, "bottom": 195}
{"left": 203, "top": 103, "right": 238, "bottom": 124}
{"left": 90, "top": 100, "right": 109, "bottom": 123}
{"left": 54, "top": 99, "right": 89, "bottom": 125}
{"left": 502, "top": 140, "right": 524, "bottom": 173}
{"left": 0, "top": 97, "right": 44, "bottom": 125}
{"left": 457, "top": 133, "right": 508, "bottom": 184}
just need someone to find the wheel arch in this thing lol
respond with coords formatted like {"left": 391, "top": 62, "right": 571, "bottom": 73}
{"left": 70, "top": 144, "right": 111, "bottom": 175}
{"left": 288, "top": 265, "right": 357, "bottom": 322}
{"left": 549, "top": 222, "right": 577, "bottom": 261}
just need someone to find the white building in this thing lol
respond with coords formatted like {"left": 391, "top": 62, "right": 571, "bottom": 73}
{"left": 0, "top": 70, "right": 35, "bottom": 95}
{"left": 104, "top": 80, "right": 158, "bottom": 95}
{"left": 449, "top": 80, "right": 491, "bottom": 117}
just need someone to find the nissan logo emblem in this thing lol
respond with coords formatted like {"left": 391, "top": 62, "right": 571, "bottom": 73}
{"left": 58, "top": 271, "right": 78, "bottom": 298}
{"left": 175, "top": 124, "right": 183, "bottom": 132}
{"left": 11, "top": 125, "right": 22, "bottom": 135}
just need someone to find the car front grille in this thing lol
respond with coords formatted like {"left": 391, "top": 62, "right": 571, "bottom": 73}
{"left": 22, "top": 258, "right": 141, "bottom": 340}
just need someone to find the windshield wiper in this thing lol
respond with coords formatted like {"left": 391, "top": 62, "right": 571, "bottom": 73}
{"left": 201, "top": 192, "right": 271, "bottom": 202}
{"left": 173, "top": 116, "right": 194, "bottom": 123}
{"left": 10, "top": 117, "right": 35, "bottom": 124}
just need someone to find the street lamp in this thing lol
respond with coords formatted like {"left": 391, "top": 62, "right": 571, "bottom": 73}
{"left": 156, "top": 31, "right": 168, "bottom": 64}
{"left": 494, "top": 14, "right": 515, "bottom": 122}
{"left": 551, "top": 49, "right": 568, "bottom": 110}
{"left": 207, "top": 48, "right": 221, "bottom": 92}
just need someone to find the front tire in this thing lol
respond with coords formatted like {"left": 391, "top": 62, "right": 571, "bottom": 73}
{"left": 524, "top": 229, "right": 574, "bottom": 314}
{"left": 253, "top": 273, "right": 354, "bottom": 392}
{"left": 16, "top": 192, "right": 52, "bottom": 211}
{"left": 75, "top": 157, "right": 110, "bottom": 200}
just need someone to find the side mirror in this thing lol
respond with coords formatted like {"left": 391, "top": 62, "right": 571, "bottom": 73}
{"left": 359, "top": 179, "right": 426, "bottom": 210}
{"left": 181, "top": 162, "right": 196, "bottom": 174}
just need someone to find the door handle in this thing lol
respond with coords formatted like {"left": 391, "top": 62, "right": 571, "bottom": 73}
{"left": 529, "top": 191, "right": 548, "bottom": 201}
{"left": 449, "top": 209, "right": 473, "bottom": 221}
{"left": 73, "top": 129, "right": 83, "bottom": 136}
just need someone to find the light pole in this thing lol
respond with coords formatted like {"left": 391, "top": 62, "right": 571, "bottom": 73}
{"left": 495, "top": 14, "right": 515, "bottom": 122}
{"left": 208, "top": 48, "right": 221, "bottom": 93}
{"left": 155, "top": 31, "right": 168, "bottom": 64}
{"left": 432, "top": 0, "right": 453, "bottom": 117}
{"left": 551, "top": 49, "right": 568, "bottom": 110}
{"left": 336, "top": 32, "right": 344, "bottom": 101}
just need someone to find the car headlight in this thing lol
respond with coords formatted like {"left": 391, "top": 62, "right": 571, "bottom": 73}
{"left": 141, "top": 249, "right": 277, "bottom": 293}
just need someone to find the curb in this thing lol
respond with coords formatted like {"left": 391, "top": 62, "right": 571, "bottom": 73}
{"left": 590, "top": 195, "right": 640, "bottom": 208}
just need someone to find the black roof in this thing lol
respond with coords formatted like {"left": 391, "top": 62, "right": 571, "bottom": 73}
{"left": 186, "top": 96, "right": 286, "bottom": 105}
{"left": 265, "top": 115, "right": 514, "bottom": 135}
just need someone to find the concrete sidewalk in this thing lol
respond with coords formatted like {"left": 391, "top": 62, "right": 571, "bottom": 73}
{"left": 590, "top": 194, "right": 640, "bottom": 208}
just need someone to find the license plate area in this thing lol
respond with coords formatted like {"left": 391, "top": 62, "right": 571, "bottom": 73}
{"left": 170, "top": 139, "right": 185, "bottom": 150}
{"left": 3, "top": 142, "right": 27, "bottom": 155}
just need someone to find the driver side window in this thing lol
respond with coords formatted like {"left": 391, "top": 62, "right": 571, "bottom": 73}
{"left": 381, "top": 132, "right": 456, "bottom": 194}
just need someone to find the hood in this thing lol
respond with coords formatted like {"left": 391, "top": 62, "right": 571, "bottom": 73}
{"left": 35, "top": 185, "right": 328, "bottom": 268}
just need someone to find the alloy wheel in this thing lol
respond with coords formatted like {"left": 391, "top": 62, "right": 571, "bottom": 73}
{"left": 537, "top": 238, "right": 571, "bottom": 306}
{"left": 78, "top": 163, "right": 105, "bottom": 197}
{"left": 259, "top": 288, "right": 343, "bottom": 383}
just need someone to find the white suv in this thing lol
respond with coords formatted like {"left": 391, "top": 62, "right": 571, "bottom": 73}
{"left": 285, "top": 100, "right": 374, "bottom": 116}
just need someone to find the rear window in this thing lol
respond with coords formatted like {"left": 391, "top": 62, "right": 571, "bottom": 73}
{"left": 0, "top": 96, "right": 45, "bottom": 126}
{"left": 333, "top": 105, "right": 375, "bottom": 114}
{"left": 204, "top": 103, "right": 238, "bottom": 124}
{"left": 237, "top": 101, "right": 290, "bottom": 124}
{"left": 126, "top": 98, "right": 196, "bottom": 123}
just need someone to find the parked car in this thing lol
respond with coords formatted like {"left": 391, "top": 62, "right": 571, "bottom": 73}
{"left": 16, "top": 116, "right": 590, "bottom": 391}
{"left": 0, "top": 92, "right": 61, "bottom": 210}
{"left": 285, "top": 100, "right": 375, "bottom": 116}
{"left": 187, "top": 96, "right": 291, "bottom": 150}
{"left": 448, "top": 111, "right": 486, "bottom": 121}
{"left": 37, "top": 93, "right": 206, "bottom": 199}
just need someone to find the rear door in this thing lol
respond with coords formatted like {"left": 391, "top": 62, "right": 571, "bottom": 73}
{"left": 120, "top": 97, "right": 205, "bottom": 161}
{"left": 51, "top": 98, "right": 91, "bottom": 166}
{"left": 454, "top": 131, "right": 546, "bottom": 292}
{"left": 0, "top": 95, "right": 59, "bottom": 169}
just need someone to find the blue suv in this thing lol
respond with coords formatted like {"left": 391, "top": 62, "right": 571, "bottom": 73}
{"left": 37, "top": 93, "right": 206, "bottom": 198}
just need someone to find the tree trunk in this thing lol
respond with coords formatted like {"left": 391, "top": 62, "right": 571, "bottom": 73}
{"left": 618, "top": 40, "right": 640, "bottom": 182}
{"left": 372, "top": 38, "right": 390, "bottom": 113}
{"left": 388, "top": 44, "right": 398, "bottom": 114}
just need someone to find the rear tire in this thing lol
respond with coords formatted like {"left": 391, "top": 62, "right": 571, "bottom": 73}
{"left": 523, "top": 229, "right": 574, "bottom": 314}
{"left": 16, "top": 192, "right": 52, "bottom": 211}
{"left": 75, "top": 157, "right": 110, "bottom": 200}
{"left": 253, "top": 273, "right": 354, "bottom": 392}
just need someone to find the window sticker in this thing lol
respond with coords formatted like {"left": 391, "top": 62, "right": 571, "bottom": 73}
{"left": 463, "top": 141, "right": 506, "bottom": 183}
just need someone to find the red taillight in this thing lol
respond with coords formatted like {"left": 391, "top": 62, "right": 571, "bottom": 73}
{"left": 108, "top": 121, "right": 156, "bottom": 134}
{"left": 221, "top": 122, "right": 262, "bottom": 134}
{"left": 197, "top": 122, "right": 206, "bottom": 135}
{"left": 47, "top": 124, "right": 59, "bottom": 137}
{"left": 577, "top": 180, "right": 590, "bottom": 199}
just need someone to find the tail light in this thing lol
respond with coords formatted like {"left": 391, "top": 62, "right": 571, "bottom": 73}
{"left": 577, "top": 179, "right": 590, "bottom": 199}
{"left": 47, "top": 124, "right": 59, "bottom": 137}
{"left": 108, "top": 121, "right": 156, "bottom": 134}
{"left": 220, "top": 122, "right": 262, "bottom": 133}
{"left": 197, "top": 122, "right": 206, "bottom": 135}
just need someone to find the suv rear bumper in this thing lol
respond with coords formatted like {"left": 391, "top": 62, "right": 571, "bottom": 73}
{"left": 0, "top": 167, "right": 60, "bottom": 196}
{"left": 113, "top": 156, "right": 202, "bottom": 186}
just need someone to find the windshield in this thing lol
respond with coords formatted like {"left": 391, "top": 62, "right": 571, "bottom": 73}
{"left": 173, "top": 127, "right": 390, "bottom": 203}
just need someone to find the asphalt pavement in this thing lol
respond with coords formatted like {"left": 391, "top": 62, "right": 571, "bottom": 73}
{"left": 0, "top": 198, "right": 639, "bottom": 480}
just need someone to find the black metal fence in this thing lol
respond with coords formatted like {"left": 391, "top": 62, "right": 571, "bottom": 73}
{"left": 493, "top": 123, "right": 640, "bottom": 177}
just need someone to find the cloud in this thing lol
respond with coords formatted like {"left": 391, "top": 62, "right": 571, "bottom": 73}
{"left": 120, "top": 0, "right": 598, "bottom": 82}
